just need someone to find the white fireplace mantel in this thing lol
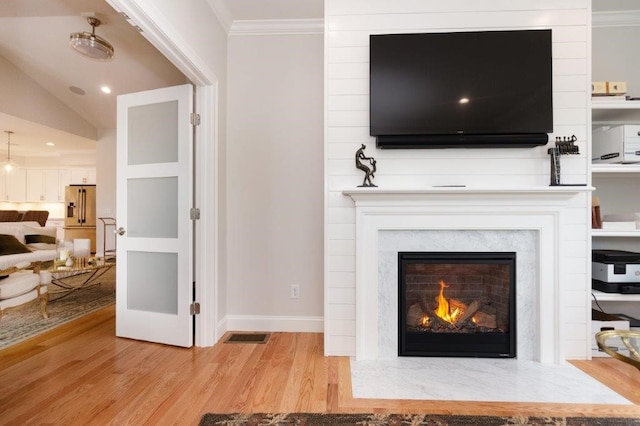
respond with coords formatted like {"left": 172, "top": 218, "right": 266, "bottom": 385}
{"left": 343, "top": 186, "right": 593, "bottom": 202}
{"left": 342, "top": 186, "right": 592, "bottom": 363}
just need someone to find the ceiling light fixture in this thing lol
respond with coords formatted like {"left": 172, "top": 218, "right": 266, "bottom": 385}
{"left": 70, "top": 17, "right": 114, "bottom": 61}
{"left": 3, "top": 130, "right": 19, "bottom": 172}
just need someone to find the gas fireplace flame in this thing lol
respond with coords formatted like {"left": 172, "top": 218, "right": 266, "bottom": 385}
{"left": 436, "top": 280, "right": 460, "bottom": 324}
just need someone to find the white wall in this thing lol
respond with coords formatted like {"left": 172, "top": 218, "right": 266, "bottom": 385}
{"left": 324, "top": 0, "right": 592, "bottom": 357}
{"left": 96, "top": 128, "right": 117, "bottom": 258}
{"left": 226, "top": 33, "right": 324, "bottom": 324}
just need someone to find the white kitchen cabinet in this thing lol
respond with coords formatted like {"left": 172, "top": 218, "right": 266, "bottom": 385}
{"left": 26, "top": 169, "right": 67, "bottom": 202}
{"left": 69, "top": 168, "right": 96, "bottom": 185}
{"left": 2, "top": 168, "right": 26, "bottom": 202}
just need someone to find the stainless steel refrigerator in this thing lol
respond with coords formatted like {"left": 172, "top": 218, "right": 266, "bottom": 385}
{"left": 64, "top": 185, "right": 97, "bottom": 253}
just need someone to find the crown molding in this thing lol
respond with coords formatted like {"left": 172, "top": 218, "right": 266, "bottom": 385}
{"left": 593, "top": 10, "right": 640, "bottom": 27}
{"left": 230, "top": 18, "right": 324, "bottom": 36}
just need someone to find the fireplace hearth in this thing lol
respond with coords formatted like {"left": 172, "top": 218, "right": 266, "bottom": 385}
{"left": 398, "top": 252, "right": 516, "bottom": 358}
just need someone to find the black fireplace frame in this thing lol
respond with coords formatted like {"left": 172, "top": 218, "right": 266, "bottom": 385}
{"left": 398, "top": 251, "right": 517, "bottom": 358}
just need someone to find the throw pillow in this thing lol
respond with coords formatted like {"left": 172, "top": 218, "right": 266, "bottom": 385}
{"left": 25, "top": 234, "right": 57, "bottom": 244}
{"left": 0, "top": 234, "right": 32, "bottom": 255}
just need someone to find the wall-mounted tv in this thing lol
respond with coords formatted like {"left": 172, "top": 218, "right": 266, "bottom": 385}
{"left": 370, "top": 29, "right": 553, "bottom": 149}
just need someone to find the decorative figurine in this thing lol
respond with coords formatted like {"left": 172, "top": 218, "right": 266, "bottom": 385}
{"left": 355, "top": 144, "right": 377, "bottom": 187}
{"left": 548, "top": 135, "right": 581, "bottom": 186}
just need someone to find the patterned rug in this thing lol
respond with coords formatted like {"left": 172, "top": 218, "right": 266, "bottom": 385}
{"left": 0, "top": 268, "right": 115, "bottom": 350}
{"left": 199, "top": 413, "right": 640, "bottom": 426}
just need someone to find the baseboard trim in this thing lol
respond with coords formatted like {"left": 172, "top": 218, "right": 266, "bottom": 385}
{"left": 224, "top": 314, "right": 324, "bottom": 333}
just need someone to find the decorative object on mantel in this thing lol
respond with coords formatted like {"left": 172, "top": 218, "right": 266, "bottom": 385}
{"left": 355, "top": 144, "right": 377, "bottom": 187}
{"left": 548, "top": 135, "right": 585, "bottom": 186}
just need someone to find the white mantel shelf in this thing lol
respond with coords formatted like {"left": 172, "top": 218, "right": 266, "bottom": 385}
{"left": 343, "top": 186, "right": 594, "bottom": 204}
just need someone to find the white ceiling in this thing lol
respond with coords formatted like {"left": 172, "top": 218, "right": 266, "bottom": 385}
{"left": 0, "top": 0, "right": 323, "bottom": 159}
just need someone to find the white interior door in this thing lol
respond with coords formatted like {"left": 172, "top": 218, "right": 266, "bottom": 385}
{"left": 115, "top": 84, "right": 194, "bottom": 347}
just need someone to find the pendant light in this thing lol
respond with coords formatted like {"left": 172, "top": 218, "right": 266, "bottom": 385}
{"left": 3, "top": 130, "right": 18, "bottom": 172}
{"left": 69, "top": 17, "right": 114, "bottom": 61}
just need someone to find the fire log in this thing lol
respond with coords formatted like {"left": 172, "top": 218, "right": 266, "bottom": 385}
{"left": 474, "top": 311, "right": 497, "bottom": 329}
{"left": 407, "top": 303, "right": 426, "bottom": 327}
{"left": 455, "top": 300, "right": 480, "bottom": 326}
{"left": 428, "top": 309, "right": 453, "bottom": 329}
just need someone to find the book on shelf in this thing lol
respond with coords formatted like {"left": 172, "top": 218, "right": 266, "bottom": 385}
{"left": 591, "top": 196, "right": 602, "bottom": 229}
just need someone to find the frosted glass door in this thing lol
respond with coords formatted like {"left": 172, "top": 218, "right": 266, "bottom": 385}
{"left": 116, "top": 84, "right": 193, "bottom": 347}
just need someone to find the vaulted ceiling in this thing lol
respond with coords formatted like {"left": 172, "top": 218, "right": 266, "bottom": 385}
{"left": 0, "top": 0, "right": 323, "bottom": 158}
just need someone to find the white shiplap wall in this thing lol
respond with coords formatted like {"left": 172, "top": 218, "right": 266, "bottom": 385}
{"left": 324, "top": 0, "right": 592, "bottom": 358}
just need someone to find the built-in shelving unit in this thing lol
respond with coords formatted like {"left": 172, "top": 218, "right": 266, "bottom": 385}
{"left": 591, "top": 101, "right": 640, "bottom": 307}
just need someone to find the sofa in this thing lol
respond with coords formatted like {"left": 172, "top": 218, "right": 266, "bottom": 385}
{"left": 0, "top": 222, "right": 58, "bottom": 270}
{"left": 0, "top": 221, "right": 57, "bottom": 320}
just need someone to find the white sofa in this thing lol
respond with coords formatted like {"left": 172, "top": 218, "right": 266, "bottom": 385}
{"left": 0, "top": 221, "right": 57, "bottom": 319}
{"left": 0, "top": 221, "right": 57, "bottom": 270}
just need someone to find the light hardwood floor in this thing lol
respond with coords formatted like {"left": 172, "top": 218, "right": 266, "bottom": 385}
{"left": 1, "top": 305, "right": 639, "bottom": 425}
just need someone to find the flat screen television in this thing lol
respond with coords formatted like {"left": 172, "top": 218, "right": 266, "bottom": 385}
{"left": 370, "top": 29, "right": 553, "bottom": 149}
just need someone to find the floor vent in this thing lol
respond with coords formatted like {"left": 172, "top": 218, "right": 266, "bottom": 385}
{"left": 224, "top": 333, "right": 270, "bottom": 344}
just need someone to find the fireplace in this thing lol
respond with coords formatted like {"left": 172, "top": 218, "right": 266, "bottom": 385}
{"left": 340, "top": 187, "right": 590, "bottom": 363}
{"left": 398, "top": 252, "right": 516, "bottom": 358}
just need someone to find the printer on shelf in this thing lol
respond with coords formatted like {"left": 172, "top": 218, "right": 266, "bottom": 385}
{"left": 592, "top": 249, "right": 640, "bottom": 294}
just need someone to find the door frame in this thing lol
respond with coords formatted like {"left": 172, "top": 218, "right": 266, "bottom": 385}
{"left": 106, "top": 0, "right": 219, "bottom": 346}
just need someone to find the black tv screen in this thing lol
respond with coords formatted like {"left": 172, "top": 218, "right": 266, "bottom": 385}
{"left": 370, "top": 29, "right": 553, "bottom": 148}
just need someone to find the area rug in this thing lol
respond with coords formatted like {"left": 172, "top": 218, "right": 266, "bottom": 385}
{"left": 0, "top": 269, "right": 115, "bottom": 350}
{"left": 199, "top": 413, "right": 640, "bottom": 426}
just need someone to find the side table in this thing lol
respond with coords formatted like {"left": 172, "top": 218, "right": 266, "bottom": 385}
{"left": 595, "top": 329, "right": 640, "bottom": 371}
{"left": 44, "top": 259, "right": 115, "bottom": 301}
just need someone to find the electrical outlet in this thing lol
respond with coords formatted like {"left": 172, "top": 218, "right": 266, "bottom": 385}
{"left": 291, "top": 285, "right": 300, "bottom": 299}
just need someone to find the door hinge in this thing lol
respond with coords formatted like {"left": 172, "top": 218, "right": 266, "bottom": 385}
{"left": 190, "top": 207, "right": 200, "bottom": 220}
{"left": 190, "top": 113, "right": 201, "bottom": 126}
{"left": 190, "top": 302, "right": 200, "bottom": 315}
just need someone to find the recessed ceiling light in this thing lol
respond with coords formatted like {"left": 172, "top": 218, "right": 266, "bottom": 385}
{"left": 69, "top": 86, "right": 86, "bottom": 95}
{"left": 101, "top": 86, "right": 112, "bottom": 94}
{"left": 46, "top": 142, "right": 55, "bottom": 147}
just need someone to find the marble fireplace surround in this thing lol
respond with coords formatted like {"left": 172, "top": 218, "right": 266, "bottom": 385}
{"left": 343, "top": 187, "right": 591, "bottom": 364}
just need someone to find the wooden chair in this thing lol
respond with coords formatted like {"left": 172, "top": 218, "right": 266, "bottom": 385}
{"left": 21, "top": 211, "right": 50, "bottom": 227}
{"left": 0, "top": 210, "right": 20, "bottom": 222}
